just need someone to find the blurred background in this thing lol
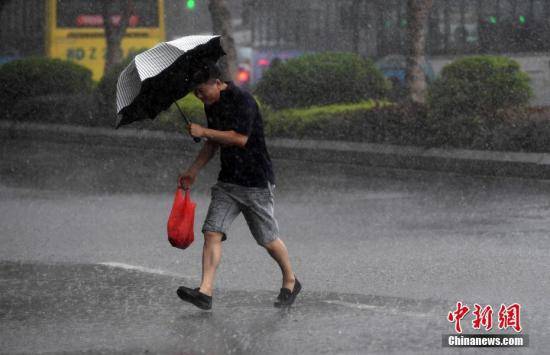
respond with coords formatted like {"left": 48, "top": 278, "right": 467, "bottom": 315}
{"left": 1, "top": 0, "right": 548, "bottom": 104}
{"left": 0, "top": 1, "right": 549, "bottom": 152}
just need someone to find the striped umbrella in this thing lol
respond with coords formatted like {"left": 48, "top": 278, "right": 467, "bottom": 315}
{"left": 115, "top": 35, "right": 225, "bottom": 136}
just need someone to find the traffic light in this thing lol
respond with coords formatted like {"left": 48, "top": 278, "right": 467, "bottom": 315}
{"left": 186, "top": 0, "right": 195, "bottom": 10}
{"left": 237, "top": 67, "right": 250, "bottom": 85}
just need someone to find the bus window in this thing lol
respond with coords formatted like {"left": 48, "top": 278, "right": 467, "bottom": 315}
{"left": 56, "top": 0, "right": 159, "bottom": 28}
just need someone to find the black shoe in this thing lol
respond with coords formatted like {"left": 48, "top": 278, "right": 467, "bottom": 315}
{"left": 274, "top": 275, "right": 301, "bottom": 307}
{"left": 177, "top": 286, "right": 212, "bottom": 310}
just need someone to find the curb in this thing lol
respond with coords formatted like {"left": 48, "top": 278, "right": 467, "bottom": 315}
{"left": 2, "top": 120, "right": 550, "bottom": 180}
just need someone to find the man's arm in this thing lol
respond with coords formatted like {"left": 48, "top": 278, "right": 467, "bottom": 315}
{"left": 188, "top": 124, "right": 248, "bottom": 148}
{"left": 178, "top": 140, "right": 219, "bottom": 188}
{"left": 189, "top": 139, "right": 219, "bottom": 172}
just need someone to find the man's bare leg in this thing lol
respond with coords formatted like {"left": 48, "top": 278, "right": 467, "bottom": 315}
{"left": 199, "top": 231, "right": 223, "bottom": 297}
{"left": 264, "top": 237, "right": 296, "bottom": 291}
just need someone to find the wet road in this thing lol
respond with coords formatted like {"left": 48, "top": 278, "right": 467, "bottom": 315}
{"left": 1, "top": 138, "right": 549, "bottom": 354}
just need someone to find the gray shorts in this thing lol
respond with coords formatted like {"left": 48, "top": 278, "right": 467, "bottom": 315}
{"left": 201, "top": 181, "right": 279, "bottom": 247}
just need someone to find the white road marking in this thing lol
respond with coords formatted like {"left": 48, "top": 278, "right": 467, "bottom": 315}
{"left": 323, "top": 300, "right": 379, "bottom": 310}
{"left": 323, "top": 300, "right": 432, "bottom": 317}
{"left": 98, "top": 262, "right": 182, "bottom": 278}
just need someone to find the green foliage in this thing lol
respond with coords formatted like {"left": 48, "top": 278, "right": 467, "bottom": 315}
{"left": 9, "top": 94, "right": 97, "bottom": 126}
{"left": 265, "top": 100, "right": 387, "bottom": 138}
{"left": 429, "top": 55, "right": 532, "bottom": 118}
{"left": 263, "top": 100, "right": 431, "bottom": 144}
{"left": 0, "top": 57, "right": 93, "bottom": 116}
{"left": 427, "top": 55, "right": 532, "bottom": 146}
{"left": 2, "top": 53, "right": 546, "bottom": 153}
{"left": 459, "top": 107, "right": 550, "bottom": 152}
{"left": 254, "top": 52, "right": 390, "bottom": 110}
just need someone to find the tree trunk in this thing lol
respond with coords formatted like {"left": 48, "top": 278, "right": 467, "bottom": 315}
{"left": 405, "top": 0, "right": 433, "bottom": 104}
{"left": 102, "top": 0, "right": 134, "bottom": 74}
{"left": 208, "top": 0, "right": 237, "bottom": 82}
{"left": 351, "top": 0, "right": 361, "bottom": 54}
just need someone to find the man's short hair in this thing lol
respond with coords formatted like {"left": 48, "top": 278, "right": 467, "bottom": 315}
{"left": 191, "top": 60, "right": 222, "bottom": 86}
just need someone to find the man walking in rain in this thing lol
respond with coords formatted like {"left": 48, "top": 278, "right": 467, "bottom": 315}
{"left": 176, "top": 61, "right": 301, "bottom": 310}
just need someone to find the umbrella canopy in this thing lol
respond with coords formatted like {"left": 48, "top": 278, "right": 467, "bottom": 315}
{"left": 116, "top": 35, "right": 225, "bottom": 129}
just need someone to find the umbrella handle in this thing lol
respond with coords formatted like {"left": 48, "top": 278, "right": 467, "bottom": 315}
{"left": 174, "top": 101, "right": 201, "bottom": 143}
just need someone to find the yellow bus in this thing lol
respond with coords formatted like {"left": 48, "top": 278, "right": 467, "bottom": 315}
{"left": 46, "top": 0, "right": 165, "bottom": 81}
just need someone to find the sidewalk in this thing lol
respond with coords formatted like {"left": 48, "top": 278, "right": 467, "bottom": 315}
{"left": 2, "top": 120, "right": 550, "bottom": 180}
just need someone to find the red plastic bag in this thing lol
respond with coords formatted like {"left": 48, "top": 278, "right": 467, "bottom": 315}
{"left": 167, "top": 188, "right": 196, "bottom": 249}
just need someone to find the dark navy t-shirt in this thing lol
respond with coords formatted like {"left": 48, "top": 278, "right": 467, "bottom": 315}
{"left": 204, "top": 81, "right": 275, "bottom": 188}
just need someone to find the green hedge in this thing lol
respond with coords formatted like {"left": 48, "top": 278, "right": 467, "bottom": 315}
{"left": 0, "top": 57, "right": 93, "bottom": 117}
{"left": 264, "top": 100, "right": 383, "bottom": 138}
{"left": 93, "top": 88, "right": 550, "bottom": 153}
{"left": 264, "top": 101, "right": 550, "bottom": 153}
{"left": 428, "top": 56, "right": 532, "bottom": 144}
{"left": 254, "top": 52, "right": 390, "bottom": 110}
{"left": 457, "top": 107, "right": 550, "bottom": 152}
{"left": 8, "top": 94, "right": 97, "bottom": 126}
{"left": 427, "top": 55, "right": 532, "bottom": 146}
{"left": 264, "top": 100, "right": 431, "bottom": 144}
{"left": 428, "top": 55, "right": 532, "bottom": 118}
{"left": 2, "top": 54, "right": 547, "bottom": 154}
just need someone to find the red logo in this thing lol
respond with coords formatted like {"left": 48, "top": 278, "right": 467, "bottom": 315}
{"left": 472, "top": 304, "right": 493, "bottom": 331}
{"left": 498, "top": 303, "right": 522, "bottom": 332}
{"left": 448, "top": 302, "right": 522, "bottom": 333}
{"left": 447, "top": 301, "right": 470, "bottom": 333}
